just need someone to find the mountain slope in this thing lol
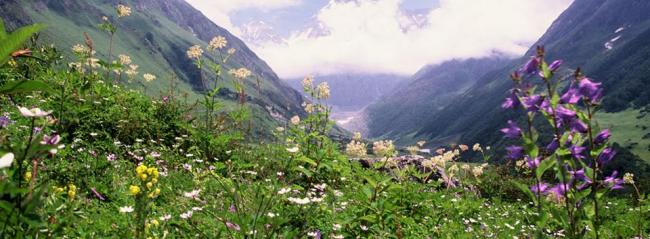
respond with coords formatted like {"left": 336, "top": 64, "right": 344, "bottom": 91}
{"left": 411, "top": 0, "right": 650, "bottom": 159}
{"left": 364, "top": 57, "right": 510, "bottom": 144}
{"left": 0, "top": 0, "right": 306, "bottom": 135}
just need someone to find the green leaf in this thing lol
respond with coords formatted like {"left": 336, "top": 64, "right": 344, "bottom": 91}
{"left": 513, "top": 181, "right": 537, "bottom": 205}
{"left": 0, "top": 80, "right": 53, "bottom": 95}
{"left": 536, "top": 157, "right": 556, "bottom": 179}
{"left": 296, "top": 156, "right": 317, "bottom": 166}
{"left": 0, "top": 22, "right": 45, "bottom": 65}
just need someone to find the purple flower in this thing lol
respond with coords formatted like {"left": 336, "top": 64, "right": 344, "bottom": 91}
{"left": 604, "top": 171, "right": 624, "bottom": 190}
{"left": 229, "top": 204, "right": 237, "bottom": 213}
{"left": 570, "top": 145, "right": 586, "bottom": 159}
{"left": 593, "top": 129, "right": 611, "bottom": 145}
{"left": 530, "top": 182, "right": 549, "bottom": 195}
{"left": 506, "top": 145, "right": 524, "bottom": 160}
{"left": 578, "top": 78, "right": 602, "bottom": 100}
{"left": 107, "top": 154, "right": 116, "bottom": 161}
{"left": 569, "top": 119, "right": 588, "bottom": 133}
{"left": 501, "top": 120, "right": 522, "bottom": 138}
{"left": 522, "top": 95, "right": 544, "bottom": 112}
{"left": 502, "top": 91, "right": 520, "bottom": 109}
{"left": 568, "top": 168, "right": 591, "bottom": 184}
{"left": 91, "top": 187, "right": 106, "bottom": 201}
{"left": 225, "top": 221, "right": 241, "bottom": 231}
{"left": 521, "top": 57, "right": 540, "bottom": 75}
{"left": 597, "top": 148, "right": 616, "bottom": 165}
{"left": 548, "top": 183, "right": 569, "bottom": 201}
{"left": 525, "top": 156, "right": 541, "bottom": 169}
{"left": 41, "top": 134, "right": 61, "bottom": 145}
{"left": 0, "top": 114, "right": 11, "bottom": 128}
{"left": 549, "top": 60, "right": 563, "bottom": 72}
{"left": 545, "top": 139, "right": 558, "bottom": 154}
{"left": 555, "top": 106, "right": 576, "bottom": 122}
{"left": 560, "top": 88, "right": 581, "bottom": 105}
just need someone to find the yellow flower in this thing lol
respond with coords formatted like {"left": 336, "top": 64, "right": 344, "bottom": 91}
{"left": 150, "top": 219, "right": 159, "bottom": 226}
{"left": 146, "top": 182, "right": 153, "bottom": 189}
{"left": 623, "top": 173, "right": 634, "bottom": 184}
{"left": 148, "top": 188, "right": 160, "bottom": 198}
{"left": 129, "top": 185, "right": 141, "bottom": 196}
{"left": 136, "top": 164, "right": 147, "bottom": 174}
{"left": 228, "top": 67, "right": 252, "bottom": 80}
{"left": 8, "top": 59, "right": 17, "bottom": 68}
{"left": 302, "top": 75, "right": 314, "bottom": 90}
{"left": 24, "top": 171, "right": 32, "bottom": 182}
{"left": 316, "top": 82, "right": 330, "bottom": 100}
{"left": 68, "top": 184, "right": 77, "bottom": 199}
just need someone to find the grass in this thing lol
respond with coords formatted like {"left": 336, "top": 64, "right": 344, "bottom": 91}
{"left": 596, "top": 109, "right": 650, "bottom": 162}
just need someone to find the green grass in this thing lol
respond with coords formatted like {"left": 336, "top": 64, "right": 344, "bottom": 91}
{"left": 596, "top": 109, "right": 650, "bottom": 162}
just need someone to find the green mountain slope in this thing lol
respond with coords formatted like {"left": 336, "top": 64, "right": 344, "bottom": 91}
{"left": 364, "top": 57, "right": 511, "bottom": 145}
{"left": 0, "top": 0, "right": 306, "bottom": 135}
{"left": 404, "top": 0, "right": 650, "bottom": 160}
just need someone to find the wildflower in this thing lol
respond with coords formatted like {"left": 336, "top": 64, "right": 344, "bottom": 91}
{"left": 180, "top": 210, "right": 193, "bottom": 219}
{"left": 521, "top": 57, "right": 539, "bottom": 75}
{"left": 159, "top": 214, "right": 172, "bottom": 221}
{"left": 304, "top": 103, "right": 314, "bottom": 113}
{"left": 316, "top": 82, "right": 330, "bottom": 99}
{"left": 593, "top": 129, "right": 611, "bottom": 145}
{"left": 458, "top": 144, "right": 468, "bottom": 151}
{"left": 229, "top": 67, "right": 252, "bottom": 80}
{"left": 417, "top": 141, "right": 426, "bottom": 147}
{"left": 186, "top": 45, "right": 203, "bottom": 60}
{"left": 525, "top": 156, "right": 540, "bottom": 169}
{"left": 183, "top": 189, "right": 201, "bottom": 199}
{"left": 570, "top": 145, "right": 586, "bottom": 159}
{"left": 521, "top": 95, "right": 544, "bottom": 112}
{"left": 275, "top": 127, "right": 284, "bottom": 132}
{"left": 91, "top": 187, "right": 106, "bottom": 201}
{"left": 287, "top": 146, "right": 299, "bottom": 153}
{"left": 302, "top": 75, "right": 314, "bottom": 90}
{"left": 604, "top": 171, "right": 624, "bottom": 190}
{"left": 406, "top": 145, "right": 420, "bottom": 155}
{"left": 183, "top": 163, "right": 192, "bottom": 170}
{"left": 307, "top": 230, "right": 321, "bottom": 238}
{"left": 0, "top": 114, "right": 11, "bottom": 128}
{"left": 287, "top": 197, "right": 310, "bottom": 205}
{"left": 506, "top": 145, "right": 524, "bottom": 160}
{"left": 208, "top": 36, "right": 227, "bottom": 51}
{"left": 472, "top": 166, "right": 484, "bottom": 177}
{"left": 560, "top": 88, "right": 581, "bottom": 104}
{"left": 67, "top": 184, "right": 77, "bottom": 199}
{"left": 332, "top": 224, "right": 342, "bottom": 231}
{"left": 578, "top": 78, "right": 602, "bottom": 101}
{"left": 597, "top": 148, "right": 616, "bottom": 165}
{"left": 150, "top": 219, "right": 159, "bottom": 227}
{"left": 372, "top": 140, "right": 395, "bottom": 158}
{"left": 547, "top": 183, "right": 569, "bottom": 202}
{"left": 18, "top": 106, "right": 52, "bottom": 117}
{"left": 41, "top": 134, "right": 61, "bottom": 145}
{"left": 278, "top": 188, "right": 291, "bottom": 195}
{"left": 226, "top": 221, "right": 241, "bottom": 231}
{"left": 129, "top": 185, "right": 141, "bottom": 195}
{"left": 143, "top": 73, "right": 156, "bottom": 82}
{"left": 502, "top": 91, "right": 520, "bottom": 109}
{"left": 117, "top": 4, "right": 132, "bottom": 17}
{"left": 501, "top": 120, "right": 522, "bottom": 138}
{"left": 267, "top": 212, "right": 277, "bottom": 218}
{"left": 227, "top": 48, "right": 236, "bottom": 55}
{"left": 290, "top": 115, "right": 300, "bottom": 125}
{"left": 623, "top": 173, "right": 634, "bottom": 184}
{"left": 72, "top": 44, "right": 90, "bottom": 55}
{"left": 548, "top": 60, "right": 563, "bottom": 72}
{"left": 119, "top": 206, "right": 134, "bottom": 213}
{"left": 546, "top": 138, "right": 559, "bottom": 154}
{"left": 570, "top": 119, "right": 588, "bottom": 133}
{"left": 118, "top": 54, "right": 132, "bottom": 65}
{"left": 472, "top": 143, "right": 481, "bottom": 152}
{"left": 345, "top": 141, "right": 367, "bottom": 158}
{"left": 125, "top": 64, "right": 139, "bottom": 77}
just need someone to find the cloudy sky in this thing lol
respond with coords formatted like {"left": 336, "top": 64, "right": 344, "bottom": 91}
{"left": 186, "top": 0, "right": 574, "bottom": 78}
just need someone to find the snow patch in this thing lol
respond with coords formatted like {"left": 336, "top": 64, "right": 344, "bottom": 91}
{"left": 614, "top": 27, "right": 625, "bottom": 34}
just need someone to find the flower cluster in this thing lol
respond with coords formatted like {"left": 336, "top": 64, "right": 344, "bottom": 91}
{"left": 208, "top": 36, "right": 227, "bottom": 51}
{"left": 345, "top": 140, "right": 367, "bottom": 158}
{"left": 372, "top": 140, "right": 395, "bottom": 158}
{"left": 117, "top": 4, "right": 132, "bottom": 18}
{"left": 186, "top": 45, "right": 203, "bottom": 60}
{"left": 130, "top": 164, "right": 161, "bottom": 198}
{"left": 228, "top": 67, "right": 252, "bottom": 80}
{"left": 143, "top": 73, "right": 156, "bottom": 82}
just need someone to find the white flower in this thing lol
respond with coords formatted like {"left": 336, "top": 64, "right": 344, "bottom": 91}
{"left": 18, "top": 106, "right": 52, "bottom": 117}
{"left": 0, "top": 153, "right": 14, "bottom": 169}
{"left": 184, "top": 189, "right": 201, "bottom": 199}
{"left": 286, "top": 146, "right": 299, "bottom": 154}
{"left": 119, "top": 206, "right": 134, "bottom": 213}
{"left": 186, "top": 45, "right": 203, "bottom": 60}
{"left": 267, "top": 212, "right": 277, "bottom": 218}
{"left": 332, "top": 224, "right": 342, "bottom": 231}
{"left": 159, "top": 214, "right": 172, "bottom": 221}
{"left": 143, "top": 73, "right": 156, "bottom": 82}
{"left": 290, "top": 115, "right": 300, "bottom": 125}
{"left": 180, "top": 210, "right": 193, "bottom": 219}
{"left": 278, "top": 188, "right": 291, "bottom": 195}
{"left": 208, "top": 36, "right": 227, "bottom": 51}
{"left": 287, "top": 197, "right": 310, "bottom": 205}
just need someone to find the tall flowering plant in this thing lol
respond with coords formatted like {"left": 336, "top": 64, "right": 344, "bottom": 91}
{"left": 502, "top": 46, "right": 624, "bottom": 238}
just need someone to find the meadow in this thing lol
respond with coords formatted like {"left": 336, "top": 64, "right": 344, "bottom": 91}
{"left": 0, "top": 4, "right": 648, "bottom": 238}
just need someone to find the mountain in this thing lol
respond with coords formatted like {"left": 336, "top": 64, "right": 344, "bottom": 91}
{"left": 364, "top": 57, "right": 510, "bottom": 144}
{"left": 0, "top": 0, "right": 306, "bottom": 135}
{"left": 287, "top": 74, "right": 406, "bottom": 112}
{"left": 383, "top": 0, "right": 650, "bottom": 160}
{"left": 239, "top": 20, "right": 286, "bottom": 47}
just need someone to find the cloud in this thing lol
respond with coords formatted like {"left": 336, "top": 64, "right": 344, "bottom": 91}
{"left": 253, "top": 0, "right": 573, "bottom": 78}
{"left": 186, "top": 0, "right": 302, "bottom": 33}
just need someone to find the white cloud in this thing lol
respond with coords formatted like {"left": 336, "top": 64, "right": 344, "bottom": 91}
{"left": 186, "top": 0, "right": 302, "bottom": 34}
{"left": 253, "top": 0, "right": 573, "bottom": 78}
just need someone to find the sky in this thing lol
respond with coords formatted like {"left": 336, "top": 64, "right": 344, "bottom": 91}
{"left": 186, "top": 0, "right": 574, "bottom": 78}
